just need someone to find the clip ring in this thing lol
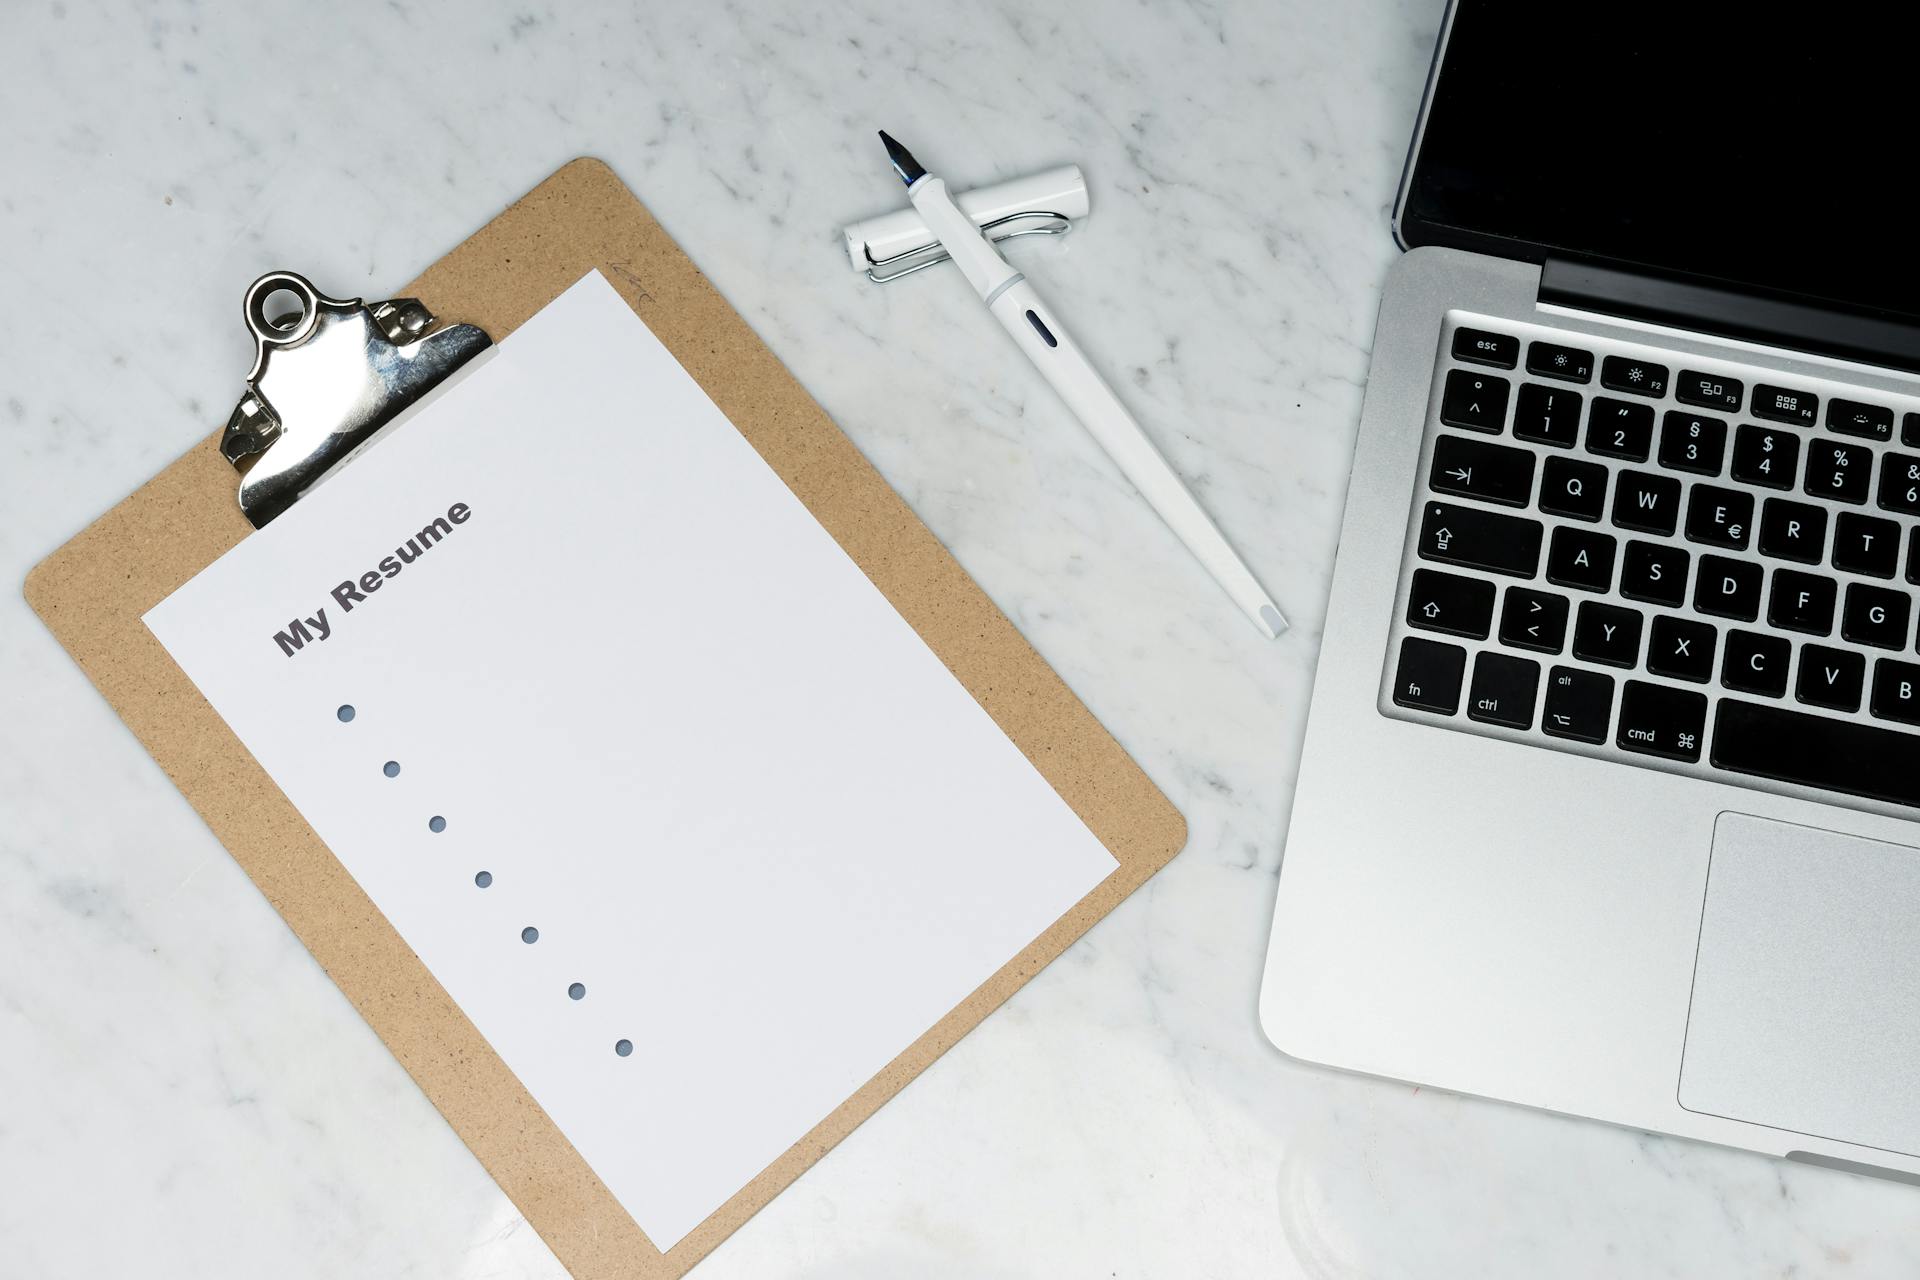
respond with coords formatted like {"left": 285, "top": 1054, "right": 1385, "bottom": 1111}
{"left": 863, "top": 210, "right": 1074, "bottom": 284}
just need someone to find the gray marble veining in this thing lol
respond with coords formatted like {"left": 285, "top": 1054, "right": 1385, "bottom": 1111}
{"left": 3, "top": 1, "right": 1918, "bottom": 1276}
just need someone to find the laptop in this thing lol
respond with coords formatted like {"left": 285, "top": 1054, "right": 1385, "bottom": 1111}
{"left": 1262, "top": 2, "right": 1920, "bottom": 1182}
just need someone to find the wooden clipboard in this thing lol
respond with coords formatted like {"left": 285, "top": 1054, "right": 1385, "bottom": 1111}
{"left": 24, "top": 158, "right": 1186, "bottom": 1279}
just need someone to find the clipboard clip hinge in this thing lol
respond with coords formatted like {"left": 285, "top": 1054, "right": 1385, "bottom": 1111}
{"left": 220, "top": 271, "right": 492, "bottom": 528}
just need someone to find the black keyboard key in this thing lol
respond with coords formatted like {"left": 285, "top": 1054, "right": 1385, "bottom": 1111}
{"left": 1617, "top": 680, "right": 1707, "bottom": 761}
{"left": 1406, "top": 568, "right": 1496, "bottom": 638}
{"left": 1910, "top": 527, "right": 1920, "bottom": 586}
{"left": 1675, "top": 369, "right": 1742, "bottom": 412}
{"left": 1647, "top": 615, "right": 1717, "bottom": 683}
{"left": 1392, "top": 637, "right": 1466, "bottom": 714}
{"left": 1539, "top": 456, "right": 1608, "bottom": 521}
{"left": 1842, "top": 582, "right": 1911, "bottom": 649}
{"left": 1430, "top": 434, "right": 1536, "bottom": 507}
{"left": 1658, "top": 411, "right": 1727, "bottom": 475}
{"left": 1879, "top": 453, "right": 1920, "bottom": 515}
{"left": 1722, "top": 630, "right": 1790, "bottom": 697}
{"left": 1513, "top": 383, "right": 1583, "bottom": 448}
{"left": 1620, "top": 539, "right": 1689, "bottom": 608}
{"left": 1873, "top": 659, "right": 1920, "bottom": 725}
{"left": 1798, "top": 644, "right": 1865, "bottom": 712}
{"left": 1833, "top": 511, "right": 1900, "bottom": 578}
{"left": 1695, "top": 555, "right": 1763, "bottom": 621}
{"left": 1805, "top": 439, "right": 1872, "bottom": 503}
{"left": 1499, "top": 587, "right": 1570, "bottom": 653}
{"left": 1599, "top": 355, "right": 1669, "bottom": 399}
{"left": 1586, "top": 397, "right": 1655, "bottom": 461}
{"left": 1467, "top": 652, "right": 1540, "bottom": 729}
{"left": 1546, "top": 526, "right": 1617, "bottom": 592}
{"left": 1730, "top": 424, "right": 1799, "bottom": 489}
{"left": 1543, "top": 665, "right": 1614, "bottom": 743}
{"left": 1758, "top": 498, "right": 1827, "bottom": 563}
{"left": 1573, "top": 601, "right": 1643, "bottom": 667}
{"left": 1713, "top": 699, "right": 1920, "bottom": 805}
{"left": 1418, "top": 503, "right": 1543, "bottom": 578}
{"left": 1611, "top": 469, "right": 1682, "bottom": 535}
{"left": 1906, "top": 413, "right": 1920, "bottom": 449}
{"left": 1684, "top": 485, "right": 1753, "bottom": 550}
{"left": 1452, "top": 327, "right": 1518, "bottom": 369}
{"left": 1752, "top": 383, "right": 1818, "bottom": 426}
{"left": 1440, "top": 369, "right": 1510, "bottom": 433}
{"left": 1769, "top": 569, "right": 1837, "bottom": 634}
{"left": 1829, "top": 397, "right": 1893, "bottom": 441}
{"left": 1527, "top": 340, "right": 1594, "bottom": 383}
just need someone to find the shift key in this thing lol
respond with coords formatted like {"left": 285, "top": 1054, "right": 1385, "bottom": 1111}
{"left": 1418, "top": 502, "right": 1544, "bottom": 577}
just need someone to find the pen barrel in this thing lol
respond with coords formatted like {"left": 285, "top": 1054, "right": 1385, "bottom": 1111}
{"left": 987, "top": 282, "right": 1284, "bottom": 635}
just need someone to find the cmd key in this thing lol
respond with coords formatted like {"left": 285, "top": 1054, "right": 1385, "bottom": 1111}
{"left": 1616, "top": 679, "right": 1707, "bottom": 762}
{"left": 1418, "top": 503, "right": 1543, "bottom": 577}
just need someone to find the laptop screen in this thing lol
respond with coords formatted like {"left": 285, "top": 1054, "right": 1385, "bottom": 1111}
{"left": 1399, "top": 3, "right": 1920, "bottom": 323}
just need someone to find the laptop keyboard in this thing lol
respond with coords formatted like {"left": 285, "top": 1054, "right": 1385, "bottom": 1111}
{"left": 1384, "top": 316, "right": 1920, "bottom": 811}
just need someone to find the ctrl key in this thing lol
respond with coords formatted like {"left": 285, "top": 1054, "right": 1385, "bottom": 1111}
{"left": 1616, "top": 679, "right": 1708, "bottom": 762}
{"left": 1392, "top": 637, "right": 1467, "bottom": 715}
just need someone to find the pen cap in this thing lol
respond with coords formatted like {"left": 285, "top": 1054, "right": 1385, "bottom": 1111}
{"left": 843, "top": 164, "right": 1088, "bottom": 273}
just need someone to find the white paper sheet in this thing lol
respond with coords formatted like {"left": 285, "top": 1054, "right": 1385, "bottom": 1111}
{"left": 145, "top": 271, "right": 1117, "bottom": 1250}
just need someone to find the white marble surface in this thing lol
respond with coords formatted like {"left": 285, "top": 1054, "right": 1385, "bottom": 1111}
{"left": 3, "top": 1, "right": 1917, "bottom": 1276}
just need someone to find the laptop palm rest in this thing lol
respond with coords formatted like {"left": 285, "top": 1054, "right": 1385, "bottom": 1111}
{"left": 1680, "top": 812, "right": 1920, "bottom": 1159}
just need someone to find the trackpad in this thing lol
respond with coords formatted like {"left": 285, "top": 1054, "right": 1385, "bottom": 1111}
{"left": 1680, "top": 813, "right": 1920, "bottom": 1157}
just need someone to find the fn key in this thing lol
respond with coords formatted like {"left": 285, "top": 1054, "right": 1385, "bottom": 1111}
{"left": 1392, "top": 637, "right": 1466, "bottom": 715}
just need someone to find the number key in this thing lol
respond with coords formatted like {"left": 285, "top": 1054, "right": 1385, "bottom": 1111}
{"left": 1513, "top": 383, "right": 1583, "bottom": 447}
{"left": 1730, "top": 424, "right": 1799, "bottom": 489}
{"left": 1658, "top": 410, "right": 1727, "bottom": 475}
{"left": 1805, "top": 439, "right": 1872, "bottom": 504}
{"left": 1586, "top": 397, "right": 1654, "bottom": 461}
{"left": 1877, "top": 452, "right": 1920, "bottom": 515}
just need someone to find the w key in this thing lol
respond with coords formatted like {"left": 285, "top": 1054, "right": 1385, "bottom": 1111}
{"left": 1430, "top": 435, "right": 1536, "bottom": 507}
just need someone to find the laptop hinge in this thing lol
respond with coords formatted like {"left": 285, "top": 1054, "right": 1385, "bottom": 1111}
{"left": 1538, "top": 258, "right": 1920, "bottom": 376}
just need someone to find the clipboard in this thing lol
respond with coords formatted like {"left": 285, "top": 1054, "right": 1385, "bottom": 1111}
{"left": 24, "top": 157, "right": 1186, "bottom": 1279}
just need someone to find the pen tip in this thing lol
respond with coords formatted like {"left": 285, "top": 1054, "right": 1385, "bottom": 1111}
{"left": 877, "top": 130, "right": 926, "bottom": 187}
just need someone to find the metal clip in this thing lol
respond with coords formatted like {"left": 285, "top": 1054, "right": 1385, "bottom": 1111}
{"left": 862, "top": 210, "right": 1074, "bottom": 284}
{"left": 219, "top": 271, "right": 492, "bottom": 527}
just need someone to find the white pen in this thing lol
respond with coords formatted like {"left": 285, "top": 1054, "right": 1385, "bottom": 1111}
{"left": 879, "top": 131, "right": 1286, "bottom": 639}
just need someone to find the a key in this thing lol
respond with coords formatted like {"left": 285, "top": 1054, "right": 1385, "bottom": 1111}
{"left": 1829, "top": 397, "right": 1893, "bottom": 441}
{"left": 1619, "top": 539, "right": 1689, "bottom": 608}
{"left": 1513, "top": 383, "right": 1582, "bottom": 448}
{"left": 1546, "top": 526, "right": 1616, "bottom": 592}
{"left": 1832, "top": 511, "right": 1900, "bottom": 578}
{"left": 1730, "top": 424, "right": 1799, "bottom": 489}
{"left": 1430, "top": 434, "right": 1535, "bottom": 507}
{"left": 1684, "top": 485, "right": 1752, "bottom": 550}
{"left": 1599, "top": 356, "right": 1668, "bottom": 399}
{"left": 1439, "top": 369, "right": 1510, "bottom": 433}
{"left": 1406, "top": 568, "right": 1496, "bottom": 639}
{"left": 1391, "top": 637, "right": 1466, "bottom": 714}
{"left": 1797, "top": 644, "right": 1865, "bottom": 712}
{"left": 1610, "top": 469, "right": 1682, "bottom": 535}
{"left": 1586, "top": 397, "right": 1654, "bottom": 461}
{"left": 1417, "top": 503, "right": 1543, "bottom": 577}
{"left": 1526, "top": 340, "right": 1593, "bottom": 383}
{"left": 1542, "top": 665, "right": 1614, "bottom": 744}
{"left": 1805, "top": 439, "right": 1871, "bottom": 504}
{"left": 1768, "top": 569, "right": 1837, "bottom": 635}
{"left": 1498, "top": 587, "right": 1569, "bottom": 653}
{"left": 1842, "top": 583, "right": 1911, "bottom": 650}
{"left": 1646, "top": 615, "right": 1717, "bottom": 683}
{"left": 1616, "top": 679, "right": 1707, "bottom": 762}
{"left": 1752, "top": 383, "right": 1818, "bottom": 426}
{"left": 1539, "top": 456, "right": 1608, "bottom": 521}
{"left": 1675, "top": 369, "right": 1742, "bottom": 412}
{"left": 1467, "top": 652, "right": 1540, "bottom": 729}
{"left": 1658, "top": 411, "right": 1727, "bottom": 475}
{"left": 1721, "top": 630, "right": 1790, "bottom": 697}
{"left": 1694, "top": 554, "right": 1762, "bottom": 621}
{"left": 1877, "top": 452, "right": 1920, "bottom": 515}
{"left": 1572, "top": 601, "right": 1643, "bottom": 667}
{"left": 1451, "top": 327, "right": 1519, "bottom": 369}
{"left": 1758, "top": 497, "right": 1827, "bottom": 563}
{"left": 1713, "top": 700, "right": 1920, "bottom": 805}
{"left": 1873, "top": 659, "right": 1920, "bottom": 725}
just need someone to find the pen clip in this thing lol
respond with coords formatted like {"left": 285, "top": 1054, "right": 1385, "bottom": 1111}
{"left": 863, "top": 210, "right": 1074, "bottom": 284}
